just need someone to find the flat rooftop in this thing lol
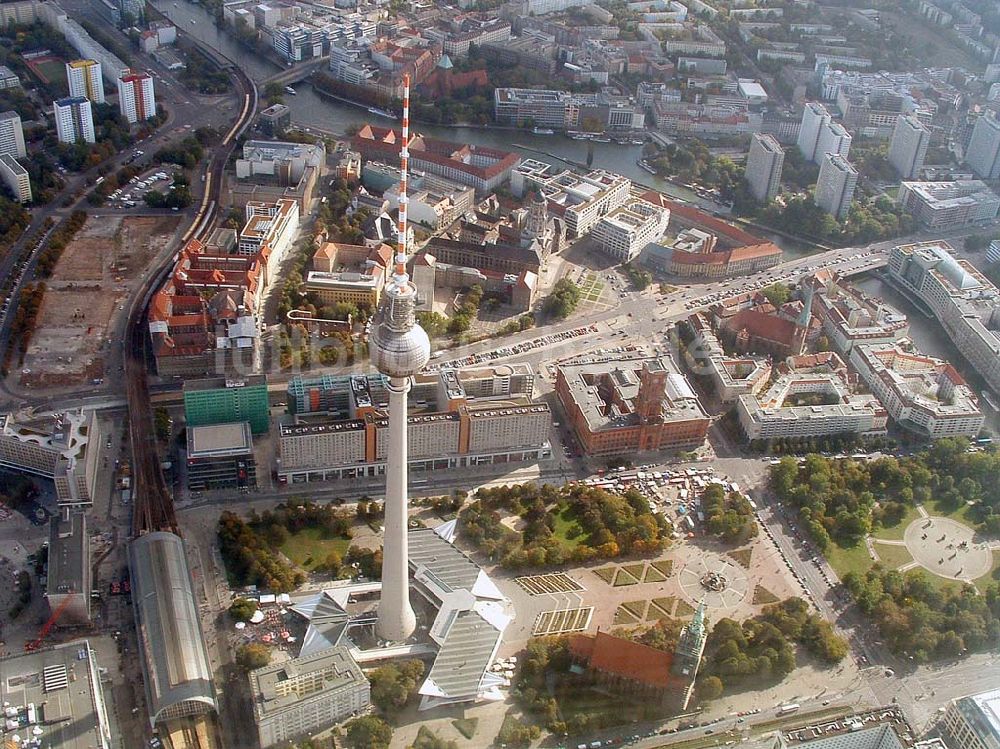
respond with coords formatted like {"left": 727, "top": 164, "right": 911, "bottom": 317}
{"left": 47, "top": 512, "right": 87, "bottom": 595}
{"left": 958, "top": 688, "right": 1000, "bottom": 747}
{"left": 183, "top": 375, "right": 266, "bottom": 393}
{"left": 187, "top": 422, "right": 253, "bottom": 457}
{"left": 248, "top": 645, "right": 365, "bottom": 719}
{"left": 0, "top": 641, "right": 112, "bottom": 749}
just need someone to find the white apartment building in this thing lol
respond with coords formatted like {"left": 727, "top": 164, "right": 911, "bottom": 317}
{"left": 966, "top": 112, "right": 1000, "bottom": 180}
{"left": 888, "top": 242, "right": 1000, "bottom": 395}
{"left": 249, "top": 646, "right": 370, "bottom": 749}
{"left": 796, "top": 102, "right": 831, "bottom": 161}
{"left": 897, "top": 180, "right": 1000, "bottom": 229}
{"left": 745, "top": 132, "right": 784, "bottom": 202}
{"left": 0, "top": 153, "right": 31, "bottom": 203}
{"left": 0, "top": 109, "right": 26, "bottom": 158}
{"left": 116, "top": 68, "right": 155, "bottom": 123}
{"left": 592, "top": 197, "right": 670, "bottom": 262}
{"left": 815, "top": 121, "right": 852, "bottom": 162}
{"left": 53, "top": 96, "right": 95, "bottom": 144}
{"left": 850, "top": 344, "right": 984, "bottom": 439}
{"left": 888, "top": 114, "right": 930, "bottom": 179}
{"left": 65, "top": 59, "right": 104, "bottom": 103}
{"left": 0, "top": 64, "right": 19, "bottom": 89}
{"left": 815, "top": 153, "right": 858, "bottom": 219}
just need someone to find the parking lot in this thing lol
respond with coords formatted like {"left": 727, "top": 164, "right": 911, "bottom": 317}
{"left": 104, "top": 159, "right": 177, "bottom": 210}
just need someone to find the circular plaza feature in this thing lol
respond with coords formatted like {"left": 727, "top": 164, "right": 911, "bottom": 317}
{"left": 679, "top": 551, "right": 749, "bottom": 610}
{"left": 902, "top": 515, "right": 992, "bottom": 582}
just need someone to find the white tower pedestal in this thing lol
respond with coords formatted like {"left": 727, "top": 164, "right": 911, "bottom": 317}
{"left": 376, "top": 375, "right": 417, "bottom": 642}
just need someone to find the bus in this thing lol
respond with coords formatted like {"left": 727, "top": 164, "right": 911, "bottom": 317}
{"left": 777, "top": 704, "right": 800, "bottom": 715}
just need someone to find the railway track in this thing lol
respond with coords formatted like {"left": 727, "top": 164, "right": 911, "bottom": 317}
{"left": 129, "top": 65, "right": 257, "bottom": 539}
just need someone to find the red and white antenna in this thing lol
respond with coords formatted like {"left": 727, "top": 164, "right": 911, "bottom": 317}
{"left": 395, "top": 72, "right": 411, "bottom": 280}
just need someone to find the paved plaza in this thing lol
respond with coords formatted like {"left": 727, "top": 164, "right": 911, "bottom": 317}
{"left": 895, "top": 512, "right": 994, "bottom": 582}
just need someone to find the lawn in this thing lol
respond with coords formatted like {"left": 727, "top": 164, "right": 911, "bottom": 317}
{"left": 279, "top": 526, "right": 351, "bottom": 571}
{"left": 576, "top": 272, "right": 605, "bottom": 303}
{"left": 651, "top": 559, "right": 673, "bottom": 577}
{"left": 452, "top": 718, "right": 478, "bottom": 740}
{"left": 927, "top": 498, "right": 978, "bottom": 526}
{"left": 872, "top": 504, "right": 921, "bottom": 541}
{"left": 751, "top": 585, "right": 779, "bottom": 605}
{"left": 594, "top": 566, "right": 617, "bottom": 584}
{"left": 825, "top": 540, "right": 875, "bottom": 580}
{"left": 551, "top": 505, "right": 586, "bottom": 549}
{"left": 727, "top": 548, "right": 753, "bottom": 568}
{"left": 870, "top": 541, "right": 914, "bottom": 571}
{"left": 974, "top": 551, "right": 1000, "bottom": 592}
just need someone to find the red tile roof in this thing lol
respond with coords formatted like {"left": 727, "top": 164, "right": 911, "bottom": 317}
{"left": 568, "top": 631, "right": 675, "bottom": 689}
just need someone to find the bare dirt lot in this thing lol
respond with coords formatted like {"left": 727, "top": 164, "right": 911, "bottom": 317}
{"left": 19, "top": 215, "right": 180, "bottom": 389}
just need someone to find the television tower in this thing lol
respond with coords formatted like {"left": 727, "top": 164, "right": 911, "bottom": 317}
{"left": 370, "top": 73, "right": 430, "bottom": 643}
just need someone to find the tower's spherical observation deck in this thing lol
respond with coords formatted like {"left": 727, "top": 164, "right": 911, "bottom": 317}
{"left": 369, "top": 275, "right": 430, "bottom": 378}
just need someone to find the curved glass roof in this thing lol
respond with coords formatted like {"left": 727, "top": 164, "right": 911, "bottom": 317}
{"left": 129, "top": 532, "right": 217, "bottom": 726}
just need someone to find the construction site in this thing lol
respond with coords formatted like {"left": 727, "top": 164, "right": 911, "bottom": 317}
{"left": 17, "top": 215, "right": 180, "bottom": 390}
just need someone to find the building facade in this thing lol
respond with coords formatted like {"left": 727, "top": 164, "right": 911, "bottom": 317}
{"left": 897, "top": 180, "right": 1000, "bottom": 229}
{"left": 942, "top": 689, "right": 1000, "bottom": 749}
{"left": 278, "top": 364, "right": 550, "bottom": 482}
{"left": 183, "top": 375, "right": 270, "bottom": 434}
{"left": 65, "top": 59, "right": 105, "bottom": 103}
{"left": 591, "top": 197, "right": 671, "bottom": 262}
{"left": 887, "top": 242, "right": 1000, "bottom": 396}
{"left": 249, "top": 646, "right": 370, "bottom": 748}
{"left": 53, "top": 96, "right": 96, "bottom": 144}
{"left": 556, "top": 356, "right": 710, "bottom": 457}
{"left": 888, "top": 114, "right": 930, "bottom": 179}
{"left": 965, "top": 112, "right": 1000, "bottom": 180}
{"left": 116, "top": 68, "right": 155, "bottom": 123}
{"left": 736, "top": 353, "right": 888, "bottom": 441}
{"left": 745, "top": 132, "right": 784, "bottom": 202}
{"left": 0, "top": 409, "right": 102, "bottom": 507}
{"left": 45, "top": 511, "right": 91, "bottom": 626}
{"left": 815, "top": 153, "right": 858, "bottom": 219}
{"left": 0, "top": 152, "right": 31, "bottom": 203}
{"left": 849, "top": 344, "right": 984, "bottom": 439}
{"left": 0, "top": 109, "right": 26, "bottom": 158}
{"left": 186, "top": 422, "right": 257, "bottom": 491}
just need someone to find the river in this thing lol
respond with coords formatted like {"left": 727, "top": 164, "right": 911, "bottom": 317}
{"left": 154, "top": 0, "right": 825, "bottom": 252}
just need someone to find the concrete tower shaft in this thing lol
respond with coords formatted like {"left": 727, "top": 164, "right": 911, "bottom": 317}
{"left": 372, "top": 73, "right": 429, "bottom": 642}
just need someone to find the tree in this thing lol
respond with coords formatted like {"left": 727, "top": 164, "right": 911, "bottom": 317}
{"left": 369, "top": 660, "right": 425, "bottom": 716}
{"left": 542, "top": 278, "right": 581, "bottom": 319}
{"left": 264, "top": 81, "right": 286, "bottom": 106}
{"left": 762, "top": 283, "right": 791, "bottom": 306}
{"left": 228, "top": 597, "right": 258, "bottom": 622}
{"left": 236, "top": 643, "right": 271, "bottom": 671}
{"left": 323, "top": 550, "right": 342, "bottom": 576}
{"left": 344, "top": 715, "right": 392, "bottom": 749}
{"left": 153, "top": 406, "right": 171, "bottom": 442}
{"left": 695, "top": 675, "right": 724, "bottom": 701}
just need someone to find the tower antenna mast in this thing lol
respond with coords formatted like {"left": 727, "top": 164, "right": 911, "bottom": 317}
{"left": 395, "top": 72, "right": 411, "bottom": 277}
